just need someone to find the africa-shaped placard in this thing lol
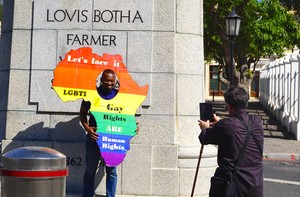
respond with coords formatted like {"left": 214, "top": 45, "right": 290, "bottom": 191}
{"left": 52, "top": 47, "right": 148, "bottom": 166}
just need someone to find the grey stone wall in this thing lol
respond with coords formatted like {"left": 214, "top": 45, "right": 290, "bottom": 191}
{"left": 0, "top": 0, "right": 217, "bottom": 196}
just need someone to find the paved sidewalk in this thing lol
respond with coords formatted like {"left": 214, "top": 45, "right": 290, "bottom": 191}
{"left": 263, "top": 136, "right": 300, "bottom": 161}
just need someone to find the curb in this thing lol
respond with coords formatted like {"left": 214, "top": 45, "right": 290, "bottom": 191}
{"left": 263, "top": 153, "right": 300, "bottom": 161}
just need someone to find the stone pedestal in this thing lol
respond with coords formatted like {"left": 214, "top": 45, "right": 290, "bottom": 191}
{"left": 0, "top": 0, "right": 217, "bottom": 196}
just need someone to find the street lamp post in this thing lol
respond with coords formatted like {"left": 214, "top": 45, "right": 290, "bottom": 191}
{"left": 225, "top": 9, "right": 242, "bottom": 86}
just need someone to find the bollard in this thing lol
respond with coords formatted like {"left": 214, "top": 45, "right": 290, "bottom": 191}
{"left": 0, "top": 146, "right": 68, "bottom": 197}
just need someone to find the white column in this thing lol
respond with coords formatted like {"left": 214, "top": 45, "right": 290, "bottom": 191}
{"left": 269, "top": 62, "right": 275, "bottom": 111}
{"left": 278, "top": 59, "right": 284, "bottom": 120}
{"left": 275, "top": 60, "right": 281, "bottom": 118}
{"left": 283, "top": 55, "right": 291, "bottom": 127}
{"left": 259, "top": 66, "right": 266, "bottom": 105}
{"left": 289, "top": 53, "right": 299, "bottom": 139}
{"left": 274, "top": 61, "right": 280, "bottom": 116}
{"left": 265, "top": 65, "right": 270, "bottom": 106}
{"left": 267, "top": 64, "right": 272, "bottom": 109}
{"left": 290, "top": 56, "right": 297, "bottom": 121}
{"left": 260, "top": 65, "right": 270, "bottom": 107}
{"left": 295, "top": 55, "right": 300, "bottom": 140}
{"left": 293, "top": 57, "right": 299, "bottom": 120}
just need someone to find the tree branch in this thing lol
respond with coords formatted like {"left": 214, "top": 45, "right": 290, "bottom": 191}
{"left": 236, "top": 0, "right": 250, "bottom": 12}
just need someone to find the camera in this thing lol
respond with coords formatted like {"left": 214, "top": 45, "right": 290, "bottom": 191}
{"left": 199, "top": 102, "right": 214, "bottom": 122}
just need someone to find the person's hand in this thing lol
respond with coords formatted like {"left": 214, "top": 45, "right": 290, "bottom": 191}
{"left": 211, "top": 114, "right": 221, "bottom": 125}
{"left": 198, "top": 114, "right": 221, "bottom": 129}
{"left": 85, "top": 126, "right": 99, "bottom": 141}
{"left": 198, "top": 119, "right": 210, "bottom": 129}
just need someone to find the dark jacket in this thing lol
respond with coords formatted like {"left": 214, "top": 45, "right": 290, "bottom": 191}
{"left": 199, "top": 110, "right": 264, "bottom": 197}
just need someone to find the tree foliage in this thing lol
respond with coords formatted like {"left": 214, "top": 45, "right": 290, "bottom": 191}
{"left": 204, "top": 0, "right": 300, "bottom": 88}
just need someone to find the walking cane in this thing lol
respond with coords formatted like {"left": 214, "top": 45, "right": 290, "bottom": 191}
{"left": 191, "top": 144, "right": 205, "bottom": 197}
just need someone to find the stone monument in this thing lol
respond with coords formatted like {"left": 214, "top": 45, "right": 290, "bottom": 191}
{"left": 0, "top": 0, "right": 217, "bottom": 196}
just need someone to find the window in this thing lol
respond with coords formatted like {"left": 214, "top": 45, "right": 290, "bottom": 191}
{"left": 209, "top": 65, "right": 226, "bottom": 96}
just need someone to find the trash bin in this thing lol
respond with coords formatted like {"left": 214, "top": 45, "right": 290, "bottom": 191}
{"left": 0, "top": 146, "right": 68, "bottom": 197}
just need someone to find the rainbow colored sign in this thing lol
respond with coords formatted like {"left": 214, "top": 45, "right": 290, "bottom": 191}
{"left": 52, "top": 47, "right": 148, "bottom": 166}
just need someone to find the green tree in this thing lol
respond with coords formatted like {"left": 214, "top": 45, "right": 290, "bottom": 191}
{"left": 204, "top": 0, "right": 300, "bottom": 88}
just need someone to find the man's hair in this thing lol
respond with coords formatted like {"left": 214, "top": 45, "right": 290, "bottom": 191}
{"left": 224, "top": 86, "right": 249, "bottom": 110}
{"left": 102, "top": 69, "right": 115, "bottom": 77}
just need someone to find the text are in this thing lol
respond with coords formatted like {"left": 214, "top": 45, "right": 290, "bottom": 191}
{"left": 66, "top": 34, "right": 117, "bottom": 46}
{"left": 63, "top": 89, "right": 87, "bottom": 97}
{"left": 46, "top": 9, "right": 144, "bottom": 24}
{"left": 107, "top": 104, "right": 123, "bottom": 113}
